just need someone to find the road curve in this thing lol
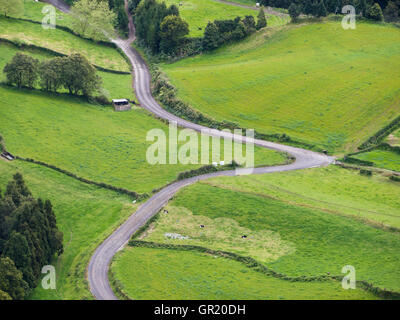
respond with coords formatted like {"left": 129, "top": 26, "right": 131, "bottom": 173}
{"left": 41, "top": 0, "right": 333, "bottom": 300}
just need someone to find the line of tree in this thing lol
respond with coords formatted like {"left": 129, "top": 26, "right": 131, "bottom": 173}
{"left": 65, "top": 0, "right": 129, "bottom": 37}
{"left": 130, "top": 0, "right": 268, "bottom": 55}
{"left": 259, "top": 0, "right": 398, "bottom": 22}
{"left": 3, "top": 52, "right": 102, "bottom": 97}
{"left": 203, "top": 10, "right": 268, "bottom": 51}
{"left": 0, "top": 174, "right": 63, "bottom": 300}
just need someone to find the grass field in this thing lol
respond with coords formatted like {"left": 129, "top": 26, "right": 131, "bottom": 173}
{"left": 353, "top": 149, "right": 400, "bottom": 172}
{"left": 0, "top": 85, "right": 287, "bottom": 194}
{"left": 163, "top": 0, "right": 289, "bottom": 37}
{"left": 0, "top": 159, "right": 136, "bottom": 300}
{"left": 111, "top": 246, "right": 378, "bottom": 299}
{"left": 133, "top": 166, "right": 400, "bottom": 292}
{"left": 160, "top": 21, "right": 400, "bottom": 153}
{"left": 0, "top": 42, "right": 134, "bottom": 100}
{"left": 0, "top": 17, "right": 129, "bottom": 71}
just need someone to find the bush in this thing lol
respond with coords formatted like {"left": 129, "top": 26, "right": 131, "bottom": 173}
{"left": 366, "top": 3, "right": 384, "bottom": 21}
{"left": 3, "top": 53, "right": 38, "bottom": 88}
{"left": 390, "top": 175, "right": 400, "bottom": 182}
{"left": 360, "top": 169, "right": 372, "bottom": 176}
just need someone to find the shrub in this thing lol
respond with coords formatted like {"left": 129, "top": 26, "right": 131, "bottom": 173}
{"left": 366, "top": 3, "right": 384, "bottom": 21}
{"left": 360, "top": 169, "right": 372, "bottom": 176}
{"left": 3, "top": 53, "right": 38, "bottom": 88}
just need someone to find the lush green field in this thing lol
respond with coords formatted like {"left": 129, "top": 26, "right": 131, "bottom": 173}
{"left": 160, "top": 22, "right": 400, "bottom": 153}
{"left": 111, "top": 246, "right": 377, "bottom": 300}
{"left": 164, "top": 0, "right": 288, "bottom": 37}
{"left": 353, "top": 150, "right": 400, "bottom": 172}
{"left": 0, "top": 85, "right": 287, "bottom": 194}
{"left": 21, "top": 0, "right": 75, "bottom": 28}
{"left": 0, "top": 17, "right": 129, "bottom": 71}
{"left": 0, "top": 159, "right": 136, "bottom": 300}
{"left": 0, "top": 42, "right": 134, "bottom": 100}
{"left": 135, "top": 166, "right": 400, "bottom": 292}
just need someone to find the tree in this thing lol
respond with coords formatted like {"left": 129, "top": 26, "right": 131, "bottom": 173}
{"left": 71, "top": 0, "right": 116, "bottom": 41}
{"left": 256, "top": 8, "right": 267, "bottom": 29}
{"left": 359, "top": 0, "right": 368, "bottom": 16}
{"left": 384, "top": 1, "right": 399, "bottom": 21}
{"left": 0, "top": 0, "right": 23, "bottom": 17}
{"left": 316, "top": 0, "right": 328, "bottom": 17}
{"left": 303, "top": 0, "right": 314, "bottom": 15}
{"left": 289, "top": 3, "right": 301, "bottom": 22}
{"left": 242, "top": 15, "right": 257, "bottom": 34}
{"left": 202, "top": 22, "right": 220, "bottom": 51}
{"left": 39, "top": 57, "right": 64, "bottom": 92}
{"left": 0, "top": 257, "right": 28, "bottom": 300}
{"left": 3, "top": 53, "right": 39, "bottom": 89}
{"left": 61, "top": 54, "right": 102, "bottom": 96}
{"left": 366, "top": 2, "right": 384, "bottom": 20}
{"left": 159, "top": 14, "right": 189, "bottom": 53}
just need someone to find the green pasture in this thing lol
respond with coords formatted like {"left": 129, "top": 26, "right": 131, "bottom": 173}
{"left": 163, "top": 0, "right": 288, "bottom": 37}
{"left": 353, "top": 149, "right": 400, "bottom": 172}
{"left": 160, "top": 21, "right": 400, "bottom": 153}
{"left": 0, "top": 159, "right": 136, "bottom": 300}
{"left": 111, "top": 246, "right": 378, "bottom": 299}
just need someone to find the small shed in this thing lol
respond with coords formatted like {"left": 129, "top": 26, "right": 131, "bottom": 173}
{"left": 112, "top": 99, "right": 131, "bottom": 112}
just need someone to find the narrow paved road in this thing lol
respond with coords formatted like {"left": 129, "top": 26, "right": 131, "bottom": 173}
{"left": 41, "top": 0, "right": 333, "bottom": 300}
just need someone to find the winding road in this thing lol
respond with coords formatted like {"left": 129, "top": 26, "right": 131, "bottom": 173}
{"left": 41, "top": 0, "right": 334, "bottom": 300}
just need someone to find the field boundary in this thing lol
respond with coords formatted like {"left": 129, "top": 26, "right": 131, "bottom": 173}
{"left": 149, "top": 65, "right": 324, "bottom": 153}
{"left": 0, "top": 37, "right": 131, "bottom": 75}
{"left": 15, "top": 156, "right": 148, "bottom": 200}
{"left": 124, "top": 240, "right": 400, "bottom": 300}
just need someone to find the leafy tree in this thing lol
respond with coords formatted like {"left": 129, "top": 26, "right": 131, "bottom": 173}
{"left": 232, "top": 21, "right": 247, "bottom": 40}
{"left": 316, "top": 0, "right": 328, "bottom": 16}
{"left": 256, "top": 8, "right": 267, "bottom": 29}
{"left": 3, "top": 232, "right": 35, "bottom": 287}
{"left": 202, "top": 22, "right": 220, "bottom": 51}
{"left": 289, "top": 3, "right": 301, "bottom": 22}
{"left": 38, "top": 57, "right": 64, "bottom": 92}
{"left": 0, "top": 174, "right": 63, "bottom": 295}
{"left": 3, "top": 53, "right": 39, "bottom": 89}
{"left": 359, "top": 0, "right": 368, "bottom": 16}
{"left": 128, "top": 0, "right": 142, "bottom": 13}
{"left": 0, "top": 0, "right": 23, "bottom": 17}
{"left": 71, "top": 0, "right": 116, "bottom": 41}
{"left": 303, "top": 0, "right": 314, "bottom": 15}
{"left": 366, "top": 2, "right": 384, "bottom": 20}
{"left": 0, "top": 257, "right": 28, "bottom": 300}
{"left": 159, "top": 14, "right": 189, "bottom": 53}
{"left": 384, "top": 1, "right": 399, "bottom": 21}
{"left": 61, "top": 54, "right": 102, "bottom": 96}
{"left": 0, "top": 289, "right": 11, "bottom": 300}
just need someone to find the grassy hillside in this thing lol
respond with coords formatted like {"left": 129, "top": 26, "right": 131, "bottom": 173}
{"left": 0, "top": 159, "right": 136, "bottom": 300}
{"left": 0, "top": 85, "right": 287, "bottom": 194}
{"left": 353, "top": 150, "right": 400, "bottom": 172}
{"left": 134, "top": 166, "right": 400, "bottom": 292}
{"left": 163, "top": 0, "right": 288, "bottom": 37}
{"left": 111, "top": 246, "right": 378, "bottom": 299}
{"left": 160, "top": 22, "right": 400, "bottom": 153}
{"left": 0, "top": 17, "right": 129, "bottom": 71}
{"left": 0, "top": 42, "right": 134, "bottom": 100}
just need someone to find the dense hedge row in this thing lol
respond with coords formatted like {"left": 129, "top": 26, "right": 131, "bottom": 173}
{"left": 128, "top": 240, "right": 400, "bottom": 299}
{"left": 0, "top": 38, "right": 130, "bottom": 75}
{"left": 342, "top": 156, "right": 375, "bottom": 167}
{"left": 150, "top": 66, "right": 322, "bottom": 152}
{"left": 359, "top": 115, "right": 400, "bottom": 150}
{"left": 390, "top": 175, "right": 400, "bottom": 182}
{"left": 177, "top": 162, "right": 240, "bottom": 181}
{"left": 16, "top": 157, "right": 147, "bottom": 200}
